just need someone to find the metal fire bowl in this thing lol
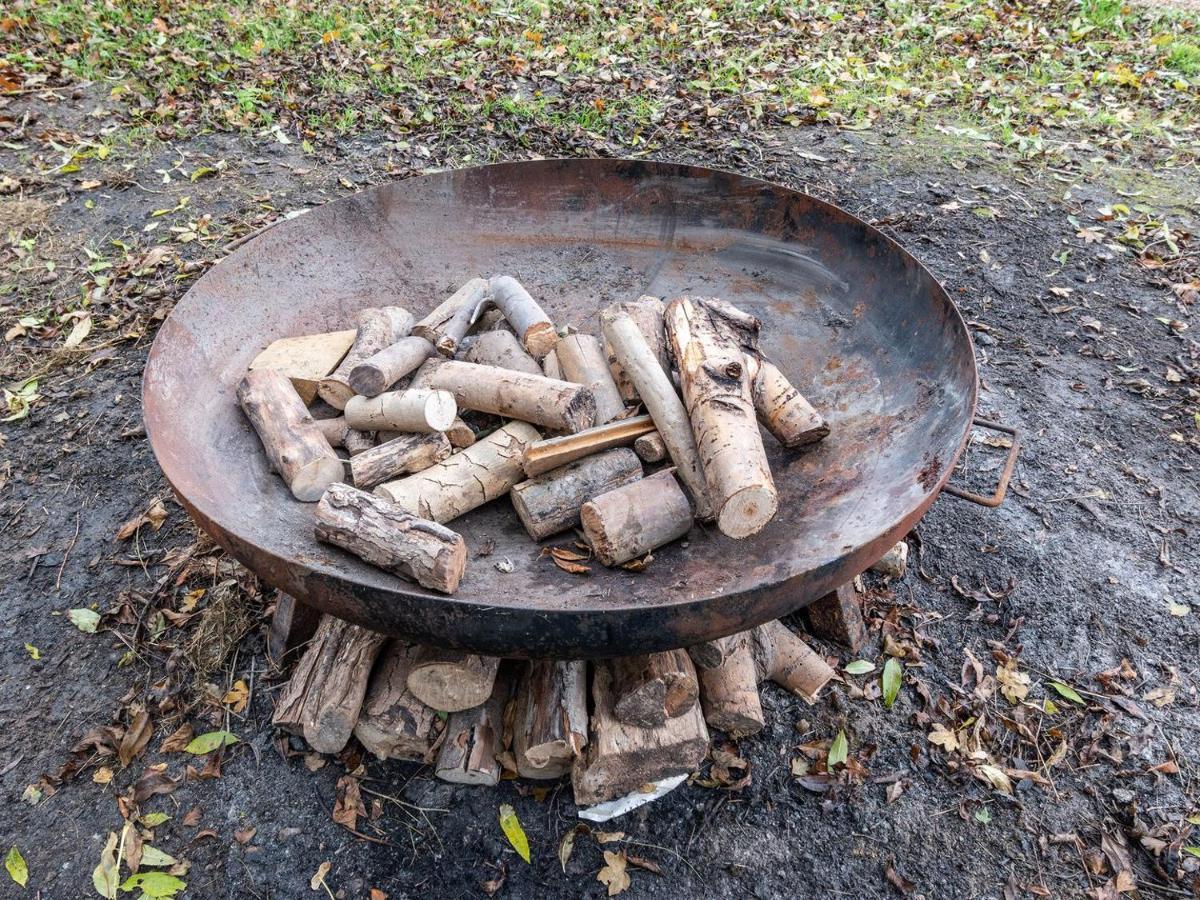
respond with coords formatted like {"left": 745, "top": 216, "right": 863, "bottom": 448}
{"left": 143, "top": 159, "right": 977, "bottom": 659}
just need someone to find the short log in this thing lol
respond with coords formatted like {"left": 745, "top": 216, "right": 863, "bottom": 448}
{"left": 313, "top": 415, "right": 350, "bottom": 449}
{"left": 488, "top": 275, "right": 557, "bottom": 359}
{"left": 601, "top": 296, "right": 667, "bottom": 403}
{"left": 461, "top": 328, "right": 543, "bottom": 376}
{"left": 445, "top": 417, "right": 476, "bottom": 449}
{"left": 691, "top": 632, "right": 765, "bottom": 736}
{"left": 581, "top": 469, "right": 692, "bottom": 566}
{"left": 541, "top": 347, "right": 563, "bottom": 380}
{"left": 343, "top": 428, "right": 376, "bottom": 456}
{"left": 249, "top": 329, "right": 356, "bottom": 404}
{"left": 521, "top": 415, "right": 654, "bottom": 477}
{"left": 349, "top": 335, "right": 437, "bottom": 397}
{"left": 511, "top": 448, "right": 643, "bottom": 541}
{"left": 435, "top": 668, "right": 512, "bottom": 786}
{"left": 805, "top": 583, "right": 867, "bottom": 652}
{"left": 632, "top": 431, "right": 667, "bottom": 463}
{"left": 609, "top": 649, "right": 699, "bottom": 728}
{"left": 744, "top": 354, "right": 829, "bottom": 449}
{"left": 513, "top": 660, "right": 588, "bottom": 779}
{"left": 753, "top": 619, "right": 834, "bottom": 704}
{"left": 870, "top": 541, "right": 908, "bottom": 579}
{"left": 686, "top": 636, "right": 734, "bottom": 671}
{"left": 267, "top": 592, "right": 321, "bottom": 666}
{"left": 407, "top": 647, "right": 501, "bottom": 713}
{"left": 412, "top": 278, "right": 489, "bottom": 356}
{"left": 344, "top": 388, "right": 457, "bottom": 434}
{"left": 318, "top": 306, "right": 414, "bottom": 408}
{"left": 418, "top": 360, "right": 595, "bottom": 433}
{"left": 349, "top": 432, "right": 452, "bottom": 490}
{"left": 354, "top": 642, "right": 445, "bottom": 762}
{"left": 556, "top": 333, "right": 626, "bottom": 424}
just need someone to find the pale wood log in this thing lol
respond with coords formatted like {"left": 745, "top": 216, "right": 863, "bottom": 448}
{"left": 703, "top": 296, "right": 761, "bottom": 349}
{"left": 691, "top": 631, "right": 765, "bottom": 736}
{"left": 314, "top": 483, "right": 468, "bottom": 593}
{"left": 267, "top": 592, "right": 320, "bottom": 667}
{"left": 609, "top": 649, "right": 699, "bottom": 728}
{"left": 571, "top": 662, "right": 709, "bottom": 805}
{"left": 445, "top": 417, "right": 476, "bottom": 449}
{"left": 416, "top": 359, "right": 594, "bottom": 433}
{"left": 687, "top": 636, "right": 734, "bottom": 670}
{"left": 633, "top": 431, "right": 667, "bottom": 463}
{"left": 601, "top": 297, "right": 667, "bottom": 403}
{"left": 870, "top": 541, "right": 908, "bottom": 579}
{"left": 541, "top": 348, "right": 562, "bottom": 380}
{"left": 753, "top": 620, "right": 834, "bottom": 703}
{"left": 349, "top": 335, "right": 436, "bottom": 397}
{"left": 521, "top": 415, "right": 654, "bottom": 477}
{"left": 435, "top": 668, "right": 512, "bottom": 786}
{"left": 556, "top": 333, "right": 626, "bottom": 424}
{"left": 354, "top": 642, "right": 445, "bottom": 762}
{"left": 407, "top": 648, "right": 501, "bottom": 712}
{"left": 343, "top": 428, "right": 376, "bottom": 456}
{"left": 581, "top": 469, "right": 692, "bottom": 566}
{"left": 602, "top": 309, "right": 714, "bottom": 519}
{"left": 510, "top": 448, "right": 642, "bottom": 541}
{"left": 375, "top": 421, "right": 540, "bottom": 523}
{"left": 318, "top": 307, "right": 414, "bottom": 408}
{"left": 461, "top": 329, "right": 542, "bottom": 376}
{"left": 665, "top": 296, "right": 776, "bottom": 538}
{"left": 513, "top": 660, "right": 588, "bottom": 779}
{"left": 344, "top": 388, "right": 457, "bottom": 433}
{"left": 237, "top": 369, "right": 344, "bottom": 502}
{"left": 412, "top": 278, "right": 489, "bottom": 356}
{"left": 314, "top": 416, "right": 350, "bottom": 448}
{"left": 744, "top": 354, "right": 829, "bottom": 449}
{"left": 469, "top": 307, "right": 511, "bottom": 334}
{"left": 249, "top": 329, "right": 356, "bottom": 404}
{"left": 349, "top": 432, "right": 452, "bottom": 490}
{"left": 488, "top": 275, "right": 557, "bottom": 359}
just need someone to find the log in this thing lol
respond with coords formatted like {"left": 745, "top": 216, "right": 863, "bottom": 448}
{"left": 435, "top": 668, "right": 512, "bottom": 786}
{"left": 753, "top": 619, "right": 834, "bottom": 704}
{"left": 354, "top": 642, "right": 445, "bottom": 762}
{"left": 488, "top": 275, "right": 557, "bottom": 359}
{"left": 691, "top": 631, "right": 764, "bottom": 736}
{"left": 343, "top": 428, "right": 376, "bottom": 456}
{"left": 571, "top": 662, "right": 709, "bottom": 806}
{"left": 248, "top": 329, "right": 356, "bottom": 404}
{"left": 344, "top": 388, "right": 458, "bottom": 433}
{"left": 510, "top": 448, "right": 643, "bottom": 541}
{"left": 744, "top": 354, "right": 829, "bottom": 449}
{"left": 417, "top": 360, "right": 595, "bottom": 433}
{"left": 271, "top": 615, "right": 386, "bottom": 754}
{"left": 601, "top": 310, "right": 714, "bottom": 519}
{"left": 601, "top": 296, "right": 667, "bottom": 403}
{"left": 407, "top": 648, "right": 501, "bottom": 713}
{"left": 267, "top": 592, "right": 321, "bottom": 666}
{"left": 349, "top": 432, "right": 452, "bottom": 490}
{"left": 513, "top": 660, "right": 588, "bottom": 779}
{"left": 805, "top": 583, "right": 867, "bottom": 651}
{"left": 703, "top": 296, "right": 761, "bottom": 350}
{"left": 375, "top": 421, "right": 540, "bottom": 523}
{"left": 581, "top": 469, "right": 692, "bottom": 566}
{"left": 632, "top": 431, "right": 667, "bottom": 463}
{"left": 461, "top": 329, "right": 542, "bottom": 376}
{"left": 314, "top": 483, "right": 468, "bottom": 593}
{"left": 348, "top": 335, "right": 437, "bottom": 397}
{"left": 445, "top": 417, "right": 476, "bottom": 449}
{"left": 521, "top": 415, "right": 654, "bottom": 477}
{"left": 556, "top": 333, "right": 626, "bottom": 424}
{"left": 870, "top": 541, "right": 908, "bottom": 579}
{"left": 687, "top": 636, "right": 734, "bottom": 671}
{"left": 236, "top": 369, "right": 344, "bottom": 502}
{"left": 412, "top": 278, "right": 489, "bottom": 356}
{"left": 542, "top": 348, "right": 563, "bottom": 380}
{"left": 609, "top": 649, "right": 699, "bottom": 728}
{"left": 313, "top": 415, "right": 350, "bottom": 448}
{"left": 318, "top": 307, "right": 414, "bottom": 408}
{"left": 665, "top": 296, "right": 776, "bottom": 538}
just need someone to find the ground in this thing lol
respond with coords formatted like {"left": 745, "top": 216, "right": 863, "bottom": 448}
{"left": 1, "top": 2, "right": 1199, "bottom": 899}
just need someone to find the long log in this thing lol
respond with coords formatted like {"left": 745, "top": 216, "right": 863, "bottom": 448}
{"left": 513, "top": 660, "right": 588, "bottom": 779}
{"left": 609, "top": 649, "right": 699, "bottom": 728}
{"left": 601, "top": 297, "right": 667, "bottom": 403}
{"left": 354, "top": 642, "right": 446, "bottom": 762}
{"left": 435, "top": 668, "right": 512, "bottom": 786}
{"left": 511, "top": 448, "right": 643, "bottom": 541}
{"left": 488, "top": 276, "right": 557, "bottom": 359}
{"left": 461, "top": 329, "right": 543, "bottom": 376}
{"left": 521, "top": 415, "right": 654, "bottom": 477}
{"left": 318, "top": 306, "right": 414, "bottom": 408}
{"left": 744, "top": 354, "right": 829, "bottom": 449}
{"left": 412, "top": 278, "right": 489, "bottom": 356}
{"left": 417, "top": 360, "right": 595, "bottom": 433}
{"left": 349, "top": 432, "right": 452, "bottom": 490}
{"left": 237, "top": 369, "right": 344, "bottom": 502}
{"left": 581, "top": 469, "right": 693, "bottom": 566}
{"left": 556, "top": 333, "right": 626, "bottom": 424}
{"left": 690, "top": 631, "right": 765, "bottom": 736}
{"left": 344, "top": 388, "right": 457, "bottom": 433}
{"left": 349, "top": 335, "right": 437, "bottom": 397}
{"left": 407, "top": 648, "right": 501, "bottom": 713}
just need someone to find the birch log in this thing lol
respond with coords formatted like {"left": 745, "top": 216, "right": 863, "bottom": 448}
{"left": 633, "top": 431, "right": 667, "bottom": 463}
{"left": 407, "top": 648, "right": 501, "bottom": 712}
{"left": 318, "top": 306, "right": 414, "bottom": 408}
{"left": 349, "top": 432, "right": 452, "bottom": 490}
{"left": 753, "top": 620, "right": 834, "bottom": 704}
{"left": 314, "top": 416, "right": 350, "bottom": 449}
{"left": 510, "top": 448, "right": 643, "bottom": 541}
{"left": 488, "top": 275, "right": 557, "bottom": 359}
{"left": 412, "top": 278, "right": 489, "bottom": 356}
{"left": 601, "top": 297, "right": 667, "bottom": 403}
{"left": 461, "top": 329, "right": 543, "bottom": 376}
{"left": 513, "top": 660, "right": 588, "bottom": 779}
{"left": 349, "top": 335, "right": 436, "bottom": 397}
{"left": 744, "top": 354, "right": 829, "bottom": 448}
{"left": 521, "top": 415, "right": 654, "bottom": 477}
{"left": 691, "top": 631, "right": 765, "bottom": 736}
{"left": 354, "top": 642, "right": 445, "bottom": 762}
{"left": 435, "top": 669, "right": 511, "bottom": 786}
{"left": 343, "top": 428, "right": 376, "bottom": 456}
{"left": 541, "top": 348, "right": 563, "bottom": 380}
{"left": 580, "top": 469, "right": 692, "bottom": 566}
{"left": 344, "top": 388, "right": 457, "bottom": 433}
{"left": 609, "top": 649, "right": 699, "bottom": 728}
{"left": 417, "top": 360, "right": 595, "bottom": 433}
{"left": 556, "top": 333, "right": 626, "bottom": 424}
{"left": 444, "top": 417, "right": 476, "bottom": 449}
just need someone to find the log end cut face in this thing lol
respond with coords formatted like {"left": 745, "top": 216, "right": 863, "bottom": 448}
{"left": 717, "top": 484, "right": 780, "bottom": 540}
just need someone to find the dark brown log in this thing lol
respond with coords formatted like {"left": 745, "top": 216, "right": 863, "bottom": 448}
{"left": 609, "top": 649, "right": 699, "bottom": 728}
{"left": 513, "top": 660, "right": 588, "bottom": 779}
{"left": 804, "top": 582, "right": 867, "bottom": 652}
{"left": 510, "top": 448, "right": 643, "bottom": 541}
{"left": 249, "top": 329, "right": 356, "bottom": 404}
{"left": 632, "top": 431, "right": 667, "bottom": 463}
{"left": 521, "top": 415, "right": 654, "bottom": 477}
{"left": 348, "top": 432, "right": 452, "bottom": 490}
{"left": 745, "top": 354, "right": 829, "bottom": 449}
{"left": 753, "top": 619, "right": 834, "bottom": 703}
{"left": 267, "top": 592, "right": 321, "bottom": 667}
{"left": 348, "top": 335, "right": 437, "bottom": 397}
{"left": 435, "top": 668, "right": 513, "bottom": 786}
{"left": 417, "top": 359, "right": 595, "bottom": 433}
{"left": 318, "top": 307, "right": 414, "bottom": 408}
{"left": 601, "top": 296, "right": 667, "bottom": 403}
{"left": 691, "top": 631, "right": 765, "bottom": 736}
{"left": 580, "top": 470, "right": 692, "bottom": 566}
{"left": 556, "top": 333, "right": 626, "bottom": 424}
{"left": 488, "top": 275, "right": 557, "bottom": 359}
{"left": 354, "top": 642, "right": 445, "bottom": 762}
{"left": 406, "top": 647, "right": 501, "bottom": 712}
{"left": 461, "top": 329, "right": 543, "bottom": 376}
{"left": 412, "top": 278, "right": 489, "bottom": 356}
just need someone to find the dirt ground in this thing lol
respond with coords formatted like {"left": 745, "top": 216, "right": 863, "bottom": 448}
{"left": 2, "top": 86, "right": 1199, "bottom": 899}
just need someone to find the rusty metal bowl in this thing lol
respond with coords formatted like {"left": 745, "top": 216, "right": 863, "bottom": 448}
{"left": 143, "top": 159, "right": 979, "bottom": 658}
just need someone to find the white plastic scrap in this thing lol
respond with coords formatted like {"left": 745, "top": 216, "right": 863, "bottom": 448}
{"left": 578, "top": 774, "right": 688, "bottom": 823}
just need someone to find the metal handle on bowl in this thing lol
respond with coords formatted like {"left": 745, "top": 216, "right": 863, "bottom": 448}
{"left": 942, "top": 418, "right": 1020, "bottom": 508}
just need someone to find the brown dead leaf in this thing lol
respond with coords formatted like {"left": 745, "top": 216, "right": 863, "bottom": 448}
{"left": 182, "top": 807, "right": 201, "bottom": 827}
{"left": 369, "top": 890, "right": 388, "bottom": 900}
{"left": 118, "top": 711, "right": 153, "bottom": 768}
{"left": 1148, "top": 759, "right": 1178, "bottom": 777}
{"left": 132, "top": 768, "right": 180, "bottom": 803}
{"left": 116, "top": 499, "right": 168, "bottom": 540}
{"left": 594, "top": 831, "right": 625, "bottom": 844}
{"left": 92, "top": 766, "right": 114, "bottom": 785}
{"left": 597, "top": 850, "right": 631, "bottom": 896}
{"left": 332, "top": 775, "right": 362, "bottom": 831}
{"left": 552, "top": 555, "right": 591, "bottom": 575}
{"left": 886, "top": 862, "right": 915, "bottom": 894}
{"left": 310, "top": 861, "right": 331, "bottom": 891}
{"left": 619, "top": 552, "right": 654, "bottom": 572}
{"left": 222, "top": 680, "right": 249, "bottom": 713}
{"left": 160, "top": 722, "right": 194, "bottom": 753}
{"left": 234, "top": 826, "right": 256, "bottom": 845}
{"left": 626, "top": 854, "right": 662, "bottom": 875}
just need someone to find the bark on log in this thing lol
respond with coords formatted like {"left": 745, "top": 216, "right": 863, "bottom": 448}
{"left": 665, "top": 296, "right": 777, "bottom": 538}
{"left": 571, "top": 662, "right": 709, "bottom": 806}
{"left": 691, "top": 631, "right": 765, "bottom": 736}
{"left": 805, "top": 582, "right": 867, "bottom": 651}
{"left": 744, "top": 354, "right": 829, "bottom": 449}
{"left": 601, "top": 310, "right": 714, "bottom": 519}
{"left": 343, "top": 428, "right": 376, "bottom": 456}
{"left": 344, "top": 388, "right": 457, "bottom": 433}
{"left": 601, "top": 297, "right": 667, "bottom": 403}
{"left": 753, "top": 619, "right": 834, "bottom": 703}
{"left": 249, "top": 329, "right": 356, "bottom": 404}
{"left": 349, "top": 335, "right": 437, "bottom": 397}
{"left": 314, "top": 483, "right": 468, "bottom": 593}
{"left": 354, "top": 642, "right": 445, "bottom": 762}
{"left": 488, "top": 275, "right": 558, "bottom": 359}
{"left": 417, "top": 360, "right": 595, "bottom": 433}
{"left": 510, "top": 448, "right": 643, "bottom": 541}
{"left": 580, "top": 469, "right": 693, "bottom": 566}
{"left": 314, "top": 416, "right": 350, "bottom": 448}
{"left": 521, "top": 415, "right": 654, "bottom": 477}
{"left": 271, "top": 615, "right": 386, "bottom": 754}
{"left": 870, "top": 541, "right": 908, "bottom": 579}
{"left": 541, "top": 348, "right": 563, "bottom": 380}
{"left": 318, "top": 306, "right": 414, "bottom": 408}
{"left": 237, "top": 369, "right": 344, "bottom": 502}
{"left": 687, "top": 636, "right": 735, "bottom": 671}
{"left": 609, "top": 649, "right": 699, "bottom": 728}
{"left": 349, "top": 432, "right": 452, "bottom": 490}
{"left": 461, "top": 329, "right": 543, "bottom": 376}
{"left": 267, "top": 592, "right": 321, "bottom": 667}
{"left": 407, "top": 648, "right": 501, "bottom": 713}
{"left": 445, "top": 417, "right": 476, "bottom": 449}
{"left": 412, "top": 278, "right": 489, "bottom": 356}
{"left": 513, "top": 660, "right": 588, "bottom": 779}
{"left": 435, "top": 668, "right": 512, "bottom": 786}
{"left": 556, "top": 333, "right": 626, "bottom": 424}
{"left": 375, "top": 421, "right": 540, "bottom": 523}
{"left": 633, "top": 431, "right": 667, "bottom": 463}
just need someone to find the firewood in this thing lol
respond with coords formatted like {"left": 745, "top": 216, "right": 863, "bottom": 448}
{"left": 488, "top": 275, "right": 557, "bottom": 359}
{"left": 609, "top": 649, "right": 699, "bottom": 728}
{"left": 601, "top": 296, "right": 667, "bottom": 403}
{"left": 521, "top": 415, "right": 654, "bottom": 477}
{"left": 349, "top": 432, "right": 452, "bottom": 490}
{"left": 375, "top": 421, "right": 540, "bottom": 523}
{"left": 249, "top": 329, "right": 356, "bottom": 404}
{"left": 461, "top": 328, "right": 542, "bottom": 376}
{"left": 416, "top": 359, "right": 594, "bottom": 433}
{"left": 407, "top": 647, "right": 501, "bottom": 712}
{"left": 665, "top": 296, "right": 776, "bottom": 538}
{"left": 354, "top": 642, "right": 445, "bottom": 762}
{"left": 513, "top": 660, "right": 588, "bottom": 779}
{"left": 412, "top": 278, "right": 489, "bottom": 356}
{"left": 314, "top": 483, "right": 468, "bottom": 593}
{"left": 581, "top": 469, "right": 692, "bottom": 566}
{"left": 445, "top": 417, "right": 476, "bottom": 449}
{"left": 687, "top": 636, "right": 734, "bottom": 670}
{"left": 542, "top": 347, "right": 562, "bottom": 380}
{"left": 435, "top": 668, "right": 513, "bottom": 786}
{"left": 349, "top": 335, "right": 437, "bottom": 397}
{"left": 344, "top": 388, "right": 458, "bottom": 433}
{"left": 632, "top": 431, "right": 667, "bottom": 463}
{"left": 313, "top": 415, "right": 350, "bottom": 448}
{"left": 691, "top": 631, "right": 765, "bottom": 735}
{"left": 601, "top": 309, "right": 714, "bottom": 519}
{"left": 556, "top": 333, "right": 626, "bottom": 424}
{"left": 236, "top": 369, "right": 344, "bottom": 502}
{"left": 272, "top": 615, "right": 386, "bottom": 754}
{"left": 318, "top": 307, "right": 414, "bottom": 409}
{"left": 805, "top": 583, "right": 867, "bottom": 651}
{"left": 510, "top": 448, "right": 642, "bottom": 541}
{"left": 267, "top": 592, "right": 320, "bottom": 666}
{"left": 744, "top": 354, "right": 829, "bottom": 449}
{"left": 870, "top": 541, "right": 908, "bottom": 579}
{"left": 571, "top": 662, "right": 709, "bottom": 806}
{"left": 752, "top": 619, "right": 834, "bottom": 703}
{"left": 343, "top": 428, "right": 376, "bottom": 456}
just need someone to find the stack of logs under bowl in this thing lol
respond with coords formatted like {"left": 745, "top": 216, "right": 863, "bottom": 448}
{"left": 241, "top": 276, "right": 835, "bottom": 805}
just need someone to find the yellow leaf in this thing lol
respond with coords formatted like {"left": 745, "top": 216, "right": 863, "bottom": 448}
{"left": 222, "top": 680, "right": 248, "bottom": 713}
{"left": 93, "top": 766, "right": 114, "bottom": 784}
{"left": 498, "top": 804, "right": 530, "bottom": 863}
{"left": 975, "top": 764, "right": 1013, "bottom": 796}
{"left": 597, "top": 850, "right": 631, "bottom": 896}
{"left": 5, "top": 846, "right": 27, "bottom": 887}
{"left": 928, "top": 724, "right": 960, "bottom": 753}
{"left": 996, "top": 660, "right": 1030, "bottom": 704}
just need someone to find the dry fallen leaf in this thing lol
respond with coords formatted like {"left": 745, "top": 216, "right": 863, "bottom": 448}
{"left": 118, "top": 711, "right": 153, "bottom": 768}
{"left": 311, "top": 861, "right": 332, "bottom": 891}
{"left": 996, "top": 659, "right": 1031, "bottom": 705}
{"left": 160, "top": 722, "right": 194, "bottom": 753}
{"left": 222, "top": 680, "right": 249, "bottom": 713}
{"left": 597, "top": 850, "right": 631, "bottom": 896}
{"left": 928, "top": 724, "right": 960, "bottom": 753}
{"left": 332, "top": 775, "right": 362, "bottom": 831}
{"left": 116, "top": 499, "right": 168, "bottom": 540}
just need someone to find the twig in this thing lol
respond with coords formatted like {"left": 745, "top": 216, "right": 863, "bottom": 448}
{"left": 55, "top": 511, "right": 82, "bottom": 592}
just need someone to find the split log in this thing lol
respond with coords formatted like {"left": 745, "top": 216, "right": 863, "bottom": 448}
{"left": 344, "top": 388, "right": 457, "bottom": 433}
{"left": 571, "top": 662, "right": 709, "bottom": 806}
{"left": 318, "top": 307, "right": 414, "bottom": 408}
{"left": 461, "top": 329, "right": 542, "bottom": 376}
{"left": 412, "top": 278, "right": 489, "bottom": 356}
{"left": 805, "top": 583, "right": 867, "bottom": 651}
{"left": 445, "top": 417, "right": 476, "bottom": 449}
{"left": 870, "top": 541, "right": 908, "bottom": 579}
{"left": 488, "top": 275, "right": 557, "bottom": 359}
{"left": 556, "top": 333, "right": 626, "bottom": 424}
{"left": 272, "top": 615, "right": 386, "bottom": 754}
{"left": 407, "top": 648, "right": 501, "bottom": 713}
{"left": 744, "top": 354, "right": 829, "bottom": 449}
{"left": 601, "top": 296, "right": 667, "bottom": 403}
{"left": 542, "top": 348, "right": 562, "bottom": 380}
{"left": 349, "top": 432, "right": 452, "bottom": 490}
{"left": 609, "top": 649, "right": 699, "bottom": 728}
{"left": 633, "top": 431, "right": 667, "bottom": 463}
{"left": 511, "top": 448, "right": 643, "bottom": 541}
{"left": 267, "top": 592, "right": 321, "bottom": 666}
{"left": 354, "top": 642, "right": 445, "bottom": 762}
{"left": 581, "top": 469, "right": 693, "bottom": 566}
{"left": 601, "top": 309, "right": 714, "bottom": 519}
{"left": 375, "top": 421, "right": 540, "bottom": 524}
{"left": 665, "top": 296, "right": 776, "bottom": 538}
{"left": 513, "top": 660, "right": 588, "bottom": 779}
{"left": 349, "top": 335, "right": 437, "bottom": 397}
{"left": 753, "top": 619, "right": 834, "bottom": 704}
{"left": 521, "top": 415, "right": 654, "bottom": 477}
{"left": 691, "top": 631, "right": 764, "bottom": 736}
{"left": 236, "top": 369, "right": 344, "bottom": 502}
{"left": 314, "top": 483, "right": 468, "bottom": 593}
{"left": 435, "top": 668, "right": 512, "bottom": 786}
{"left": 249, "top": 329, "right": 356, "bottom": 404}
{"left": 343, "top": 428, "right": 376, "bottom": 456}
{"left": 416, "top": 360, "right": 595, "bottom": 433}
